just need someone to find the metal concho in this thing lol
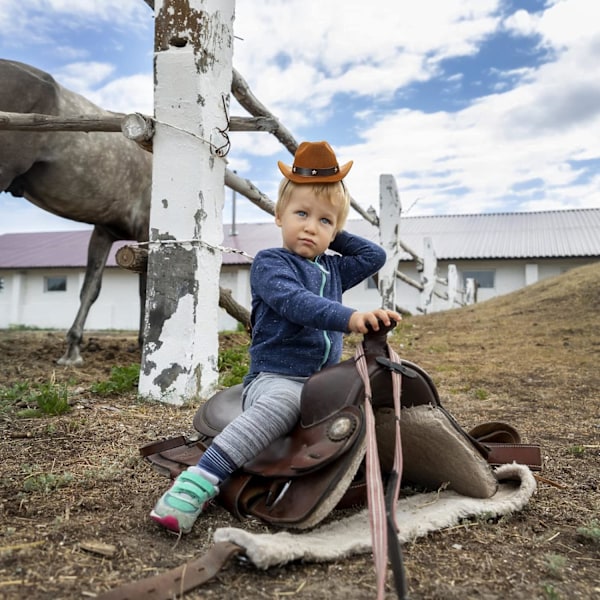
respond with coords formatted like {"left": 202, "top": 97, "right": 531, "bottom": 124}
{"left": 328, "top": 414, "right": 357, "bottom": 441}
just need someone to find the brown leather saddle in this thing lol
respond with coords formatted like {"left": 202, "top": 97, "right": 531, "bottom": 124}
{"left": 141, "top": 322, "right": 542, "bottom": 531}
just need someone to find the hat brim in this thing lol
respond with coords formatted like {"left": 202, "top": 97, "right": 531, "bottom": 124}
{"left": 277, "top": 160, "right": 353, "bottom": 184}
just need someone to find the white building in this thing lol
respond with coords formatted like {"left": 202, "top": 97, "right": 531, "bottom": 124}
{"left": 0, "top": 209, "right": 598, "bottom": 332}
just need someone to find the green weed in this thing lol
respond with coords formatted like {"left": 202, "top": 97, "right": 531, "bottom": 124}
{"left": 91, "top": 364, "right": 140, "bottom": 396}
{"left": 542, "top": 583, "right": 561, "bottom": 600}
{"left": 33, "top": 382, "right": 71, "bottom": 415}
{"left": 576, "top": 519, "right": 600, "bottom": 545}
{"left": 2, "top": 381, "right": 71, "bottom": 417}
{"left": 543, "top": 553, "right": 567, "bottom": 579}
{"left": 567, "top": 445, "right": 586, "bottom": 457}
{"left": 22, "top": 468, "right": 73, "bottom": 493}
{"left": 0, "top": 382, "right": 30, "bottom": 408}
{"left": 218, "top": 346, "right": 249, "bottom": 388}
{"left": 20, "top": 459, "right": 131, "bottom": 495}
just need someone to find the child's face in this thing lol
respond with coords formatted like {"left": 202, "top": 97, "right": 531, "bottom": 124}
{"left": 275, "top": 185, "right": 339, "bottom": 259}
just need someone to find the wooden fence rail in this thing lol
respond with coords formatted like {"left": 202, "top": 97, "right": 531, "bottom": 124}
{"left": 0, "top": 110, "right": 276, "bottom": 134}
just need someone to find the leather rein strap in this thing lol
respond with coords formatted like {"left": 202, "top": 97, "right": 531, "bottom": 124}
{"left": 96, "top": 541, "right": 243, "bottom": 600}
{"left": 354, "top": 342, "right": 407, "bottom": 600}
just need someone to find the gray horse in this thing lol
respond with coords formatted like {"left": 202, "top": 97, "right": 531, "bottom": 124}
{"left": 0, "top": 59, "right": 153, "bottom": 365}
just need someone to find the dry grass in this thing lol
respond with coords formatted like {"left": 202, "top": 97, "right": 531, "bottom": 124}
{"left": 0, "top": 261, "right": 599, "bottom": 599}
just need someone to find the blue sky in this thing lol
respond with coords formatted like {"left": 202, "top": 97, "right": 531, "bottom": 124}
{"left": 1, "top": 0, "right": 599, "bottom": 234}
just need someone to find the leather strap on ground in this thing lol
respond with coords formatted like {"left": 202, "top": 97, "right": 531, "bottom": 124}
{"left": 95, "top": 541, "right": 243, "bottom": 600}
{"left": 139, "top": 435, "right": 189, "bottom": 458}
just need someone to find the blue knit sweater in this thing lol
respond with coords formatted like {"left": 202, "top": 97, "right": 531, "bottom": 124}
{"left": 244, "top": 230, "right": 386, "bottom": 383}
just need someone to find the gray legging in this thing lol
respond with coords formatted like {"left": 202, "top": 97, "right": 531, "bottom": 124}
{"left": 212, "top": 372, "right": 307, "bottom": 469}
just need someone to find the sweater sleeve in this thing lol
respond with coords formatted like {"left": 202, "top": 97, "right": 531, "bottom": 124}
{"left": 251, "top": 251, "right": 355, "bottom": 332}
{"left": 328, "top": 230, "right": 387, "bottom": 291}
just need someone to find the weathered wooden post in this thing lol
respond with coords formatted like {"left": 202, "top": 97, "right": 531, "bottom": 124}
{"left": 420, "top": 237, "right": 437, "bottom": 313}
{"left": 378, "top": 175, "right": 401, "bottom": 311}
{"left": 465, "top": 277, "right": 477, "bottom": 305}
{"left": 447, "top": 264, "right": 459, "bottom": 309}
{"left": 139, "top": 0, "right": 235, "bottom": 404}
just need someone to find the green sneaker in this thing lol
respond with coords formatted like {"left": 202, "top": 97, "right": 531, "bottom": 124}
{"left": 150, "top": 470, "right": 218, "bottom": 534}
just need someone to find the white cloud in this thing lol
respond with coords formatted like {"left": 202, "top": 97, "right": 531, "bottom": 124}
{"left": 333, "top": 9, "right": 600, "bottom": 213}
{"left": 536, "top": 0, "right": 600, "bottom": 47}
{"left": 0, "top": 0, "right": 149, "bottom": 45}
{"left": 503, "top": 9, "right": 542, "bottom": 38}
{"left": 88, "top": 74, "right": 154, "bottom": 114}
{"left": 49, "top": 62, "right": 154, "bottom": 114}
{"left": 55, "top": 62, "right": 116, "bottom": 91}
{"left": 233, "top": 0, "right": 503, "bottom": 111}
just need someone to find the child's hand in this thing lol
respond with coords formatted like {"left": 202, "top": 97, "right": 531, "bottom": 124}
{"left": 348, "top": 309, "right": 402, "bottom": 334}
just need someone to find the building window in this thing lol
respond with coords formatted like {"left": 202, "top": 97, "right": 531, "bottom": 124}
{"left": 0, "top": 277, "right": 4, "bottom": 292}
{"left": 45, "top": 276, "right": 67, "bottom": 292}
{"left": 462, "top": 270, "right": 495, "bottom": 289}
{"left": 367, "top": 276, "right": 378, "bottom": 289}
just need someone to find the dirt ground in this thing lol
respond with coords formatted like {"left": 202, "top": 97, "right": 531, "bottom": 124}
{"left": 1, "top": 262, "right": 599, "bottom": 600}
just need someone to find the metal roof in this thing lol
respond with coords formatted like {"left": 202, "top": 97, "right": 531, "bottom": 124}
{"left": 1, "top": 209, "right": 599, "bottom": 269}
{"left": 0, "top": 231, "right": 131, "bottom": 269}
{"left": 386, "top": 209, "right": 600, "bottom": 260}
{"left": 222, "top": 208, "right": 600, "bottom": 262}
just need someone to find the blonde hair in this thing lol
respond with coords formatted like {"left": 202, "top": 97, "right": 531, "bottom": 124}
{"left": 276, "top": 179, "right": 351, "bottom": 232}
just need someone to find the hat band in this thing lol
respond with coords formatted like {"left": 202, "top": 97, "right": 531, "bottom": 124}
{"left": 292, "top": 165, "right": 340, "bottom": 177}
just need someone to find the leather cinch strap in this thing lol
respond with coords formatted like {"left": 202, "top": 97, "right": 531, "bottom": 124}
{"left": 96, "top": 541, "right": 243, "bottom": 600}
{"left": 485, "top": 442, "right": 543, "bottom": 470}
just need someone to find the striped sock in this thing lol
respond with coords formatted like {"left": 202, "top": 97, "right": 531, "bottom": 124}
{"left": 195, "top": 444, "right": 238, "bottom": 484}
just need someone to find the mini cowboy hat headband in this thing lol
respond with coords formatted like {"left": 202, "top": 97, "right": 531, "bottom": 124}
{"left": 278, "top": 141, "right": 353, "bottom": 184}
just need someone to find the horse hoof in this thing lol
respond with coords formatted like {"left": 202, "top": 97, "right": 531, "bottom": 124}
{"left": 57, "top": 354, "right": 84, "bottom": 367}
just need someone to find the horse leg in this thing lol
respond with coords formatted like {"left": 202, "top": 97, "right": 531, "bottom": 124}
{"left": 57, "top": 226, "right": 115, "bottom": 366}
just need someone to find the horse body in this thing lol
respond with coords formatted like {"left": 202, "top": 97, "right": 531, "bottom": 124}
{"left": 0, "top": 59, "right": 153, "bottom": 365}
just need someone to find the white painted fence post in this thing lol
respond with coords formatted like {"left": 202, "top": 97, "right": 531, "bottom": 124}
{"left": 447, "top": 264, "right": 458, "bottom": 309}
{"left": 378, "top": 175, "right": 401, "bottom": 310}
{"left": 420, "top": 237, "right": 437, "bottom": 313}
{"left": 465, "top": 278, "right": 477, "bottom": 305}
{"left": 139, "top": 0, "right": 235, "bottom": 404}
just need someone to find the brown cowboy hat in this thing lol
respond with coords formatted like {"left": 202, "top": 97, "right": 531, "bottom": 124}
{"left": 278, "top": 141, "right": 353, "bottom": 183}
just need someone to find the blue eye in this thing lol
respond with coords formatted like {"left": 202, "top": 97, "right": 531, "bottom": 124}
{"left": 296, "top": 210, "right": 307, "bottom": 217}
{"left": 321, "top": 217, "right": 332, "bottom": 225}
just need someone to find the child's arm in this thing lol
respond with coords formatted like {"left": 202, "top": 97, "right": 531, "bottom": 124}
{"left": 329, "top": 232, "right": 402, "bottom": 332}
{"left": 328, "top": 230, "right": 387, "bottom": 291}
